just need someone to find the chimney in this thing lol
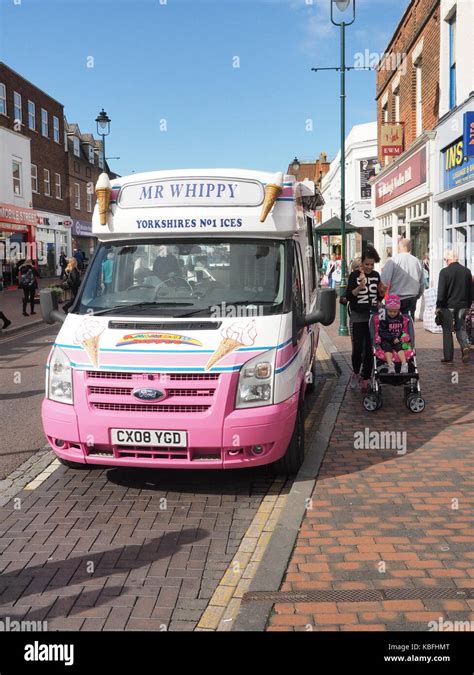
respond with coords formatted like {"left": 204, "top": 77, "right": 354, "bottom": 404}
{"left": 320, "top": 151, "right": 327, "bottom": 163}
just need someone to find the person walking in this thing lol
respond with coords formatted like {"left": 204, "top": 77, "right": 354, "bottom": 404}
{"left": 18, "top": 259, "right": 40, "bottom": 317}
{"left": 59, "top": 251, "right": 67, "bottom": 281}
{"left": 346, "top": 247, "right": 383, "bottom": 393}
{"left": 436, "top": 251, "right": 472, "bottom": 364}
{"left": 0, "top": 301, "right": 11, "bottom": 329}
{"left": 62, "top": 257, "right": 81, "bottom": 313}
{"left": 380, "top": 238, "right": 425, "bottom": 317}
{"left": 327, "top": 254, "right": 337, "bottom": 289}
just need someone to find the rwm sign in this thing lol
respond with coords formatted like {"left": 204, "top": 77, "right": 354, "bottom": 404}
{"left": 118, "top": 178, "right": 265, "bottom": 208}
{"left": 381, "top": 124, "right": 403, "bottom": 156}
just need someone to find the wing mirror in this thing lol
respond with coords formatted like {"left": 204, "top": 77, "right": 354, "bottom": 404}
{"left": 298, "top": 288, "right": 336, "bottom": 327}
{"left": 40, "top": 289, "right": 66, "bottom": 325}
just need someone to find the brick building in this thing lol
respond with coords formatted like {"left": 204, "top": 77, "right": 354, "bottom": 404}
{"left": 0, "top": 62, "right": 71, "bottom": 277}
{"left": 66, "top": 122, "right": 107, "bottom": 262}
{"left": 287, "top": 152, "right": 331, "bottom": 224}
{"left": 372, "top": 0, "right": 441, "bottom": 271}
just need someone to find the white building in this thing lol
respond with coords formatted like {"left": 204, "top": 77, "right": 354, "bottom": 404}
{"left": 321, "top": 122, "right": 377, "bottom": 260}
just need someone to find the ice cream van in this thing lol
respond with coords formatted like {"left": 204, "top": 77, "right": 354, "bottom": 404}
{"left": 41, "top": 169, "right": 335, "bottom": 474}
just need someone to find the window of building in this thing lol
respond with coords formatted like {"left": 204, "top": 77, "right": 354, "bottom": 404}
{"left": 14, "top": 92, "right": 22, "bottom": 124}
{"left": 88, "top": 145, "right": 95, "bottom": 163}
{"left": 55, "top": 173, "right": 62, "bottom": 199}
{"left": 86, "top": 167, "right": 91, "bottom": 178}
{"left": 415, "top": 60, "right": 422, "bottom": 136}
{"left": 41, "top": 109, "right": 48, "bottom": 137}
{"left": 382, "top": 102, "right": 388, "bottom": 124}
{"left": 74, "top": 182, "right": 81, "bottom": 210}
{"left": 87, "top": 190, "right": 93, "bottom": 213}
{"left": 53, "top": 116, "right": 60, "bottom": 143}
{"left": 393, "top": 87, "right": 400, "bottom": 123}
{"left": 98, "top": 150, "right": 104, "bottom": 169}
{"left": 445, "top": 202, "right": 453, "bottom": 226}
{"left": 0, "top": 83, "right": 6, "bottom": 115}
{"left": 12, "top": 160, "right": 22, "bottom": 195}
{"left": 44, "top": 168, "right": 51, "bottom": 196}
{"left": 73, "top": 161, "right": 80, "bottom": 174}
{"left": 457, "top": 199, "right": 467, "bottom": 223}
{"left": 31, "top": 164, "right": 38, "bottom": 193}
{"left": 28, "top": 101, "right": 36, "bottom": 130}
{"left": 73, "top": 136, "right": 80, "bottom": 157}
{"left": 449, "top": 14, "right": 456, "bottom": 110}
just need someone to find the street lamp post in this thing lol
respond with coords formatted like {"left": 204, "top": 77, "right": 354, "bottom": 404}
{"left": 331, "top": 0, "right": 355, "bottom": 336}
{"left": 95, "top": 109, "right": 111, "bottom": 172}
{"left": 291, "top": 157, "right": 301, "bottom": 178}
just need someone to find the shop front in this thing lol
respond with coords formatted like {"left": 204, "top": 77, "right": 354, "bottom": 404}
{"left": 373, "top": 134, "right": 434, "bottom": 269}
{"left": 0, "top": 202, "right": 38, "bottom": 287}
{"left": 36, "top": 212, "right": 72, "bottom": 277}
{"left": 432, "top": 98, "right": 474, "bottom": 286}
{"left": 71, "top": 219, "right": 97, "bottom": 269}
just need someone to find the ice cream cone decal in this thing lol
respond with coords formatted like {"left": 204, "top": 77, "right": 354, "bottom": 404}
{"left": 74, "top": 318, "right": 105, "bottom": 368}
{"left": 205, "top": 320, "right": 257, "bottom": 370}
{"left": 260, "top": 171, "right": 283, "bottom": 222}
{"left": 95, "top": 172, "right": 112, "bottom": 226}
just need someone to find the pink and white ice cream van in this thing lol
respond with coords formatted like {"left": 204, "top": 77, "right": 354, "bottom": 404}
{"left": 41, "top": 169, "right": 335, "bottom": 473}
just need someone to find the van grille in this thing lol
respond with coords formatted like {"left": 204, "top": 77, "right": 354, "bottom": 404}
{"left": 85, "top": 370, "right": 220, "bottom": 414}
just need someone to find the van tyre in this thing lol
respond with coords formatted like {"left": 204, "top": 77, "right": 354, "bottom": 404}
{"left": 273, "top": 401, "right": 305, "bottom": 476}
{"left": 58, "top": 457, "right": 89, "bottom": 470}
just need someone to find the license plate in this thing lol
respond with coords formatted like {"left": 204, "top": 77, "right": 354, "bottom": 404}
{"left": 111, "top": 428, "right": 187, "bottom": 447}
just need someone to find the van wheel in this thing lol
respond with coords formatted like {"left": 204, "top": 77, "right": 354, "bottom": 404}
{"left": 273, "top": 402, "right": 305, "bottom": 476}
{"left": 305, "top": 360, "right": 317, "bottom": 395}
{"left": 57, "top": 457, "right": 88, "bottom": 470}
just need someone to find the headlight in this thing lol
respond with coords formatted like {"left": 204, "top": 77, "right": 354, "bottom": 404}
{"left": 236, "top": 349, "right": 276, "bottom": 409}
{"left": 48, "top": 347, "right": 73, "bottom": 404}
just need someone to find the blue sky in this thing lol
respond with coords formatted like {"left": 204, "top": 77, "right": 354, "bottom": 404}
{"left": 0, "top": 0, "right": 409, "bottom": 176}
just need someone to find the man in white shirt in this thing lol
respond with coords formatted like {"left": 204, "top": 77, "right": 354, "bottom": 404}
{"left": 380, "top": 239, "right": 425, "bottom": 317}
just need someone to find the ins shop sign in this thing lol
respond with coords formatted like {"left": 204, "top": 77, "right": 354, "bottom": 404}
{"left": 444, "top": 136, "right": 474, "bottom": 190}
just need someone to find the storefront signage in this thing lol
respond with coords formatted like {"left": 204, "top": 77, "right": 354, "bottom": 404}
{"left": 71, "top": 219, "right": 93, "bottom": 236}
{"left": 443, "top": 137, "right": 474, "bottom": 190}
{"left": 0, "top": 203, "right": 38, "bottom": 228}
{"left": 375, "top": 148, "right": 426, "bottom": 207}
{"left": 381, "top": 124, "right": 403, "bottom": 156}
{"left": 360, "top": 159, "right": 377, "bottom": 199}
{"left": 462, "top": 111, "right": 474, "bottom": 158}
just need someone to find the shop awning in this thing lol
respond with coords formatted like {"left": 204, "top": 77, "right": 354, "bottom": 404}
{"left": 314, "top": 216, "right": 357, "bottom": 234}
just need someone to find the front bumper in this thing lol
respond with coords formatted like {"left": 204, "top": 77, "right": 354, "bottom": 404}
{"left": 41, "top": 392, "right": 298, "bottom": 469}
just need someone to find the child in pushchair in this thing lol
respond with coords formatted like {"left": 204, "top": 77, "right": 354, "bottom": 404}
{"left": 363, "top": 294, "right": 425, "bottom": 413}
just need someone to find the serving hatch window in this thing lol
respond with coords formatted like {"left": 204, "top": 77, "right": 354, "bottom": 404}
{"left": 77, "top": 238, "right": 286, "bottom": 318}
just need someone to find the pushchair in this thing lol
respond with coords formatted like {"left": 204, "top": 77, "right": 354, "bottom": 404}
{"left": 363, "top": 309, "right": 425, "bottom": 413}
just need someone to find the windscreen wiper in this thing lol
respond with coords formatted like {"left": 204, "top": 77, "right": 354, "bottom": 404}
{"left": 89, "top": 302, "right": 194, "bottom": 316}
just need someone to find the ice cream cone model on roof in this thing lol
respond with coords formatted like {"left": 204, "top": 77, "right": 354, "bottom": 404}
{"left": 259, "top": 172, "right": 283, "bottom": 222}
{"left": 95, "top": 173, "right": 112, "bottom": 226}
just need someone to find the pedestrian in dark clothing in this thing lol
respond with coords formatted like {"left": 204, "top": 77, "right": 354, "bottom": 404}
{"left": 436, "top": 251, "right": 472, "bottom": 364}
{"left": 19, "top": 259, "right": 40, "bottom": 316}
{"left": 62, "top": 257, "right": 81, "bottom": 313}
{"left": 73, "top": 248, "right": 84, "bottom": 273}
{"left": 0, "top": 304, "right": 11, "bottom": 329}
{"left": 59, "top": 252, "right": 67, "bottom": 281}
{"left": 346, "top": 247, "right": 383, "bottom": 393}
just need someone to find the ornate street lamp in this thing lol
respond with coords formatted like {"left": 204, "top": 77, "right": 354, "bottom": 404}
{"left": 330, "top": 0, "right": 355, "bottom": 336}
{"left": 95, "top": 109, "right": 111, "bottom": 170}
{"left": 291, "top": 157, "right": 301, "bottom": 177}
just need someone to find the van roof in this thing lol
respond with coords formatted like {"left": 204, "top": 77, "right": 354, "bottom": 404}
{"left": 92, "top": 168, "right": 314, "bottom": 240}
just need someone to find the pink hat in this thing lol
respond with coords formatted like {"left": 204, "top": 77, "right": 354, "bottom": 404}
{"left": 386, "top": 294, "right": 401, "bottom": 309}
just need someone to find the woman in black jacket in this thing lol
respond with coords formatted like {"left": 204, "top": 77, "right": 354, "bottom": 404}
{"left": 19, "top": 259, "right": 40, "bottom": 316}
{"left": 345, "top": 247, "right": 383, "bottom": 393}
{"left": 62, "top": 257, "right": 81, "bottom": 313}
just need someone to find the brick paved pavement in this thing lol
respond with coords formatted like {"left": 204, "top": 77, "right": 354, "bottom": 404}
{"left": 267, "top": 321, "right": 474, "bottom": 631}
{"left": 0, "top": 465, "right": 287, "bottom": 631}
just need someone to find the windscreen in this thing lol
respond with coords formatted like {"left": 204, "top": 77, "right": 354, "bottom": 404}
{"left": 75, "top": 239, "right": 286, "bottom": 318}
